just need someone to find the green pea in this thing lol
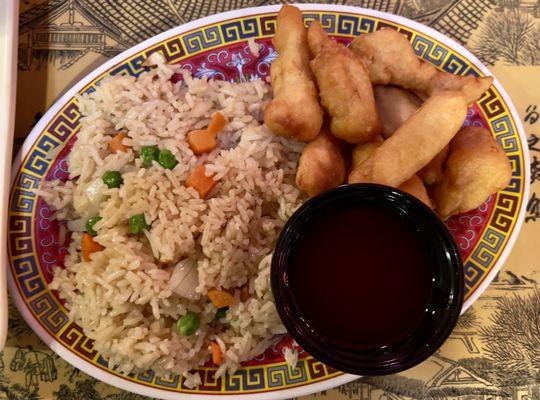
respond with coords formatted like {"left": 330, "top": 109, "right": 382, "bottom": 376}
{"left": 177, "top": 312, "right": 200, "bottom": 336}
{"left": 85, "top": 216, "right": 102, "bottom": 236}
{"left": 102, "top": 170, "right": 123, "bottom": 188}
{"left": 140, "top": 145, "right": 160, "bottom": 167}
{"left": 158, "top": 149, "right": 178, "bottom": 170}
{"left": 129, "top": 214, "right": 149, "bottom": 235}
{"left": 215, "top": 307, "right": 228, "bottom": 320}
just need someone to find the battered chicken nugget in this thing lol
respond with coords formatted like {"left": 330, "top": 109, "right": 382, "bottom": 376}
{"left": 399, "top": 175, "right": 433, "bottom": 208}
{"left": 296, "top": 128, "right": 345, "bottom": 196}
{"left": 432, "top": 127, "right": 511, "bottom": 219}
{"left": 264, "top": 5, "right": 323, "bottom": 141}
{"left": 374, "top": 85, "right": 422, "bottom": 139}
{"left": 306, "top": 18, "right": 326, "bottom": 56}
{"left": 308, "top": 21, "right": 381, "bottom": 144}
{"left": 351, "top": 137, "right": 383, "bottom": 167}
{"left": 350, "top": 29, "right": 493, "bottom": 105}
{"left": 348, "top": 91, "right": 467, "bottom": 188}
{"left": 350, "top": 138, "right": 432, "bottom": 207}
{"left": 373, "top": 85, "right": 449, "bottom": 185}
{"left": 418, "top": 146, "right": 449, "bottom": 185}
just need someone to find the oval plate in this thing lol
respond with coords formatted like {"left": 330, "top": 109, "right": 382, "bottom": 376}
{"left": 7, "top": 4, "right": 529, "bottom": 400}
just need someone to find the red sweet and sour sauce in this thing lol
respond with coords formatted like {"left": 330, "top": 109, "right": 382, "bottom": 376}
{"left": 288, "top": 201, "right": 434, "bottom": 350}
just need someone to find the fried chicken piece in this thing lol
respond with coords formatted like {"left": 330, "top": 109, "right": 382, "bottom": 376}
{"left": 351, "top": 136, "right": 383, "bottom": 167}
{"left": 296, "top": 128, "right": 345, "bottom": 196}
{"left": 264, "top": 5, "right": 323, "bottom": 141}
{"left": 350, "top": 29, "right": 493, "bottom": 105}
{"left": 398, "top": 175, "right": 433, "bottom": 208}
{"left": 348, "top": 91, "right": 467, "bottom": 188}
{"left": 373, "top": 85, "right": 449, "bottom": 185}
{"left": 418, "top": 145, "right": 450, "bottom": 185}
{"left": 374, "top": 85, "right": 422, "bottom": 139}
{"left": 307, "top": 21, "right": 381, "bottom": 144}
{"left": 306, "top": 19, "right": 326, "bottom": 56}
{"left": 350, "top": 138, "right": 432, "bottom": 207}
{"left": 374, "top": 85, "right": 448, "bottom": 185}
{"left": 432, "top": 127, "right": 511, "bottom": 219}
{"left": 372, "top": 85, "right": 450, "bottom": 187}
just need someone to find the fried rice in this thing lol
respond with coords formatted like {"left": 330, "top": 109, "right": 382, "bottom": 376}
{"left": 42, "top": 54, "right": 305, "bottom": 386}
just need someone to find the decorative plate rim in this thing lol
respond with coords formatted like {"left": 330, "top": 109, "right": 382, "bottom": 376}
{"left": 7, "top": 4, "right": 530, "bottom": 400}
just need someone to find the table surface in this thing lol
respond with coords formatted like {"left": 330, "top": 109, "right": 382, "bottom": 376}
{"left": 6, "top": 1, "right": 540, "bottom": 399}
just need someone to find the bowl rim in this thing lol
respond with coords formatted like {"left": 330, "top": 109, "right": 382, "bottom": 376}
{"left": 271, "top": 183, "right": 465, "bottom": 376}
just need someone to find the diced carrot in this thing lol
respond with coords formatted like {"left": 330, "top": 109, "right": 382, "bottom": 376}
{"left": 207, "top": 112, "right": 228, "bottom": 135}
{"left": 186, "top": 165, "right": 218, "bottom": 199}
{"left": 207, "top": 288, "right": 235, "bottom": 308}
{"left": 81, "top": 233, "right": 104, "bottom": 262}
{"left": 186, "top": 113, "right": 227, "bottom": 155}
{"left": 210, "top": 341, "right": 222, "bottom": 365}
{"left": 239, "top": 285, "right": 250, "bottom": 302}
{"left": 109, "top": 132, "right": 130, "bottom": 153}
{"left": 187, "top": 130, "right": 217, "bottom": 155}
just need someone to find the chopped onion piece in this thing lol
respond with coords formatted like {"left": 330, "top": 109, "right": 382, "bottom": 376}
{"left": 169, "top": 258, "right": 199, "bottom": 301}
{"left": 84, "top": 177, "right": 106, "bottom": 216}
{"left": 67, "top": 217, "right": 86, "bottom": 232}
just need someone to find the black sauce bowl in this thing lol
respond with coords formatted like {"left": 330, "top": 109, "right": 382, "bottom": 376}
{"left": 271, "top": 183, "right": 464, "bottom": 376}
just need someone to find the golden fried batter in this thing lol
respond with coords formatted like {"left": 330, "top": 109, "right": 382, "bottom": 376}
{"left": 399, "top": 175, "right": 433, "bottom": 208}
{"left": 296, "top": 128, "right": 345, "bottom": 196}
{"left": 374, "top": 85, "right": 422, "bottom": 139}
{"left": 350, "top": 29, "right": 493, "bottom": 105}
{"left": 306, "top": 18, "right": 326, "bottom": 56}
{"left": 348, "top": 91, "right": 467, "bottom": 188}
{"left": 351, "top": 137, "right": 383, "bottom": 168}
{"left": 418, "top": 146, "right": 450, "bottom": 185}
{"left": 350, "top": 138, "right": 432, "bottom": 207}
{"left": 432, "top": 127, "right": 511, "bottom": 219}
{"left": 264, "top": 5, "right": 323, "bottom": 141}
{"left": 307, "top": 21, "right": 381, "bottom": 144}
